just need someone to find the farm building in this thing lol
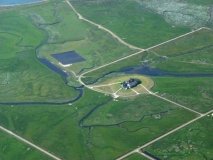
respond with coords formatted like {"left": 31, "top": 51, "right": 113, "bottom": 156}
{"left": 121, "top": 78, "right": 141, "bottom": 89}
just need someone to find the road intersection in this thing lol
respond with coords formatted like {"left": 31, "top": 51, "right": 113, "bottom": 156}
{"left": 66, "top": 2, "right": 212, "bottom": 159}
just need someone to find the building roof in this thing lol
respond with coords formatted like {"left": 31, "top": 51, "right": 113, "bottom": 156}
{"left": 122, "top": 78, "right": 140, "bottom": 89}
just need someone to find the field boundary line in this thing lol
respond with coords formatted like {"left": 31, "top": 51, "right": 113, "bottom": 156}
{"left": 0, "top": 126, "right": 61, "bottom": 160}
{"left": 151, "top": 93, "right": 202, "bottom": 115}
{"left": 66, "top": 0, "right": 143, "bottom": 51}
{"left": 145, "top": 27, "right": 208, "bottom": 51}
{"left": 140, "top": 84, "right": 202, "bottom": 115}
{"left": 116, "top": 108, "right": 213, "bottom": 160}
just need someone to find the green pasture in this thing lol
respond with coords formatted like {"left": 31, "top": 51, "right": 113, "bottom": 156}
{"left": 70, "top": 0, "right": 190, "bottom": 48}
{"left": 144, "top": 115, "right": 213, "bottom": 159}
{"left": 151, "top": 77, "right": 213, "bottom": 113}
{"left": 0, "top": 0, "right": 213, "bottom": 160}
{"left": 0, "top": 33, "right": 23, "bottom": 59}
{"left": 150, "top": 29, "right": 213, "bottom": 57}
{"left": 81, "top": 52, "right": 146, "bottom": 84}
{"left": 0, "top": 10, "right": 78, "bottom": 102}
{"left": 0, "top": 89, "right": 110, "bottom": 160}
{"left": 21, "top": 1, "right": 136, "bottom": 75}
{"left": 0, "top": 89, "right": 196, "bottom": 160}
{"left": 149, "top": 44, "right": 213, "bottom": 74}
{"left": 0, "top": 11, "right": 45, "bottom": 47}
{"left": 83, "top": 94, "right": 196, "bottom": 126}
{"left": 0, "top": 49, "right": 78, "bottom": 103}
{"left": 89, "top": 106, "right": 196, "bottom": 159}
{"left": 0, "top": 130, "right": 51, "bottom": 160}
{"left": 93, "top": 86, "right": 113, "bottom": 94}
{"left": 124, "top": 153, "right": 147, "bottom": 160}
{"left": 80, "top": 50, "right": 157, "bottom": 85}
{"left": 136, "top": 0, "right": 210, "bottom": 28}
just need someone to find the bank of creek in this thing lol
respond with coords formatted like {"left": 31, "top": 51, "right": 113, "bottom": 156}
{"left": 0, "top": 58, "right": 84, "bottom": 105}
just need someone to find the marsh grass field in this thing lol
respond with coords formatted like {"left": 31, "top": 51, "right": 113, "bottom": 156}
{"left": 124, "top": 153, "right": 148, "bottom": 160}
{"left": 0, "top": 10, "right": 78, "bottom": 103}
{"left": 0, "top": 88, "right": 197, "bottom": 160}
{"left": 144, "top": 115, "right": 213, "bottom": 159}
{"left": 0, "top": 0, "right": 213, "bottom": 159}
{"left": 21, "top": 1, "right": 136, "bottom": 75}
{"left": 82, "top": 28, "right": 213, "bottom": 85}
{"left": 70, "top": 0, "right": 191, "bottom": 48}
{"left": 0, "top": 129, "right": 51, "bottom": 160}
{"left": 151, "top": 77, "right": 213, "bottom": 113}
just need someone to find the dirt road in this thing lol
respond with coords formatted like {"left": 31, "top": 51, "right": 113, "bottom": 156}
{"left": 66, "top": 1, "right": 143, "bottom": 51}
{"left": 0, "top": 126, "right": 61, "bottom": 160}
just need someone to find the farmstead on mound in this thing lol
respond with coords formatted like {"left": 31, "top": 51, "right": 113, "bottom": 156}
{"left": 121, "top": 78, "right": 141, "bottom": 89}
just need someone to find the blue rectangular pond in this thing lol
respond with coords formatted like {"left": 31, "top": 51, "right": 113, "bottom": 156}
{"left": 52, "top": 51, "right": 86, "bottom": 65}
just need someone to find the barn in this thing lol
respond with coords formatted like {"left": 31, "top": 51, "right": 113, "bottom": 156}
{"left": 121, "top": 78, "right": 140, "bottom": 89}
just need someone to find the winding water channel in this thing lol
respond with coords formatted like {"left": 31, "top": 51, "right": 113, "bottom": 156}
{"left": 0, "top": 58, "right": 84, "bottom": 105}
{"left": 122, "top": 66, "right": 213, "bottom": 77}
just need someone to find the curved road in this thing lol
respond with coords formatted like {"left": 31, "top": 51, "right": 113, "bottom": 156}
{"left": 66, "top": 0, "right": 143, "bottom": 51}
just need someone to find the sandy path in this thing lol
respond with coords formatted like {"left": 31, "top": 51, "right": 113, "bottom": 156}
{"left": 66, "top": 1, "right": 143, "bottom": 51}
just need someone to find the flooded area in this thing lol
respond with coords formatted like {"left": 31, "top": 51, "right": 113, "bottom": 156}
{"left": 52, "top": 51, "right": 85, "bottom": 65}
{"left": 38, "top": 58, "right": 68, "bottom": 77}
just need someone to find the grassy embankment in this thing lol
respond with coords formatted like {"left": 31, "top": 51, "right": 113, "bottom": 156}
{"left": 0, "top": 11, "right": 78, "bottom": 102}
{"left": 91, "top": 75, "right": 154, "bottom": 95}
{"left": 70, "top": 0, "right": 190, "bottom": 48}
{"left": 19, "top": 1, "right": 136, "bottom": 80}
{"left": 144, "top": 115, "right": 213, "bottom": 159}
{"left": 0, "top": 130, "right": 51, "bottom": 160}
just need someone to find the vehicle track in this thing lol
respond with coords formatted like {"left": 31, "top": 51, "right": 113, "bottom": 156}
{"left": 66, "top": 0, "right": 143, "bottom": 51}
